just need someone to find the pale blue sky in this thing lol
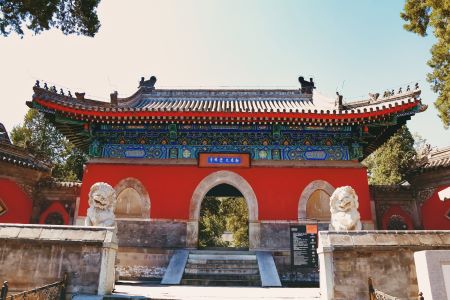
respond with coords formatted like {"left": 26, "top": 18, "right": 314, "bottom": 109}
{"left": 0, "top": 0, "right": 447, "bottom": 147}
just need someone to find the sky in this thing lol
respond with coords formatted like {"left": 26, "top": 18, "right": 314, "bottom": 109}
{"left": 0, "top": 0, "right": 448, "bottom": 147}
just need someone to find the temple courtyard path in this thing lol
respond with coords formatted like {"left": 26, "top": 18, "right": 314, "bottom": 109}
{"left": 109, "top": 284, "right": 321, "bottom": 300}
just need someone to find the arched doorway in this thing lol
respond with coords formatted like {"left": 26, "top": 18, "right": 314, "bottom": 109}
{"left": 298, "top": 180, "right": 335, "bottom": 220}
{"left": 188, "top": 170, "right": 259, "bottom": 250}
{"left": 198, "top": 183, "right": 249, "bottom": 249}
{"left": 114, "top": 178, "right": 150, "bottom": 219}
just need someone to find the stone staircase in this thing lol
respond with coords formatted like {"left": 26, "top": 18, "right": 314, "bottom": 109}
{"left": 181, "top": 250, "right": 261, "bottom": 286}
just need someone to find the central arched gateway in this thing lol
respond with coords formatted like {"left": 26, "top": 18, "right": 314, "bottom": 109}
{"left": 187, "top": 170, "right": 259, "bottom": 250}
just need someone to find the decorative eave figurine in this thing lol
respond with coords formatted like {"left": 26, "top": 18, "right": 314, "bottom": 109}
{"left": 329, "top": 186, "right": 362, "bottom": 231}
{"left": 85, "top": 182, "right": 117, "bottom": 227}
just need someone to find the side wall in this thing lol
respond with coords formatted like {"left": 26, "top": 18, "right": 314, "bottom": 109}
{"left": 318, "top": 231, "right": 450, "bottom": 300}
{"left": 0, "top": 224, "right": 117, "bottom": 297}
{"left": 421, "top": 185, "right": 450, "bottom": 229}
{"left": 79, "top": 160, "right": 371, "bottom": 222}
{"left": 0, "top": 178, "right": 33, "bottom": 223}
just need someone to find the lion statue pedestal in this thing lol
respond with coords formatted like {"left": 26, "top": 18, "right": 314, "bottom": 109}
{"left": 329, "top": 186, "right": 362, "bottom": 231}
{"left": 85, "top": 182, "right": 117, "bottom": 227}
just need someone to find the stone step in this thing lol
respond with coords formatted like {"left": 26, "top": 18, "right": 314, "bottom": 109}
{"left": 183, "top": 273, "right": 261, "bottom": 281}
{"left": 181, "top": 250, "right": 262, "bottom": 287}
{"left": 184, "top": 268, "right": 260, "bottom": 275}
{"left": 103, "top": 295, "right": 148, "bottom": 300}
{"left": 190, "top": 250, "right": 255, "bottom": 255}
{"left": 181, "top": 278, "right": 262, "bottom": 287}
{"left": 188, "top": 254, "right": 257, "bottom": 261}
{"left": 186, "top": 260, "right": 258, "bottom": 269}
{"left": 184, "top": 265, "right": 259, "bottom": 273}
{"left": 187, "top": 258, "right": 257, "bottom": 264}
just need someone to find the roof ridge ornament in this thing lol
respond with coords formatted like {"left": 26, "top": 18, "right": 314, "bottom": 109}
{"left": 139, "top": 75, "right": 157, "bottom": 89}
{"left": 110, "top": 91, "right": 118, "bottom": 106}
{"left": 336, "top": 92, "right": 344, "bottom": 109}
{"left": 368, "top": 92, "right": 380, "bottom": 103}
{"left": 298, "top": 76, "right": 315, "bottom": 95}
{"left": 75, "top": 92, "right": 85, "bottom": 100}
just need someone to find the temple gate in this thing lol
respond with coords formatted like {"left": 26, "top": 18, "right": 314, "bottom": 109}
{"left": 28, "top": 76, "right": 426, "bottom": 285}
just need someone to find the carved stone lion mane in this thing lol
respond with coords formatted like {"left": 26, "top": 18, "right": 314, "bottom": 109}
{"left": 329, "top": 186, "right": 362, "bottom": 231}
{"left": 85, "top": 182, "right": 117, "bottom": 227}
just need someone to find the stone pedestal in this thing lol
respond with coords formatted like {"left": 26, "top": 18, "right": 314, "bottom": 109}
{"left": 414, "top": 250, "right": 450, "bottom": 300}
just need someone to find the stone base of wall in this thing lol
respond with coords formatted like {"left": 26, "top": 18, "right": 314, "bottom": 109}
{"left": 414, "top": 250, "right": 450, "bottom": 299}
{"left": 116, "top": 219, "right": 187, "bottom": 248}
{"left": 116, "top": 247, "right": 174, "bottom": 281}
{"left": 318, "top": 231, "right": 450, "bottom": 300}
{"left": 75, "top": 217, "right": 373, "bottom": 286}
{"left": 0, "top": 224, "right": 117, "bottom": 297}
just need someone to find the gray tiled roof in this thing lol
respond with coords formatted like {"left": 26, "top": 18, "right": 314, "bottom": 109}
{"left": 0, "top": 134, "right": 51, "bottom": 172}
{"left": 422, "top": 146, "right": 450, "bottom": 170}
{"left": 32, "top": 86, "right": 422, "bottom": 117}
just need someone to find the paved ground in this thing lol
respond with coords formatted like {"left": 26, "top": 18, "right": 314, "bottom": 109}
{"left": 112, "top": 284, "right": 321, "bottom": 300}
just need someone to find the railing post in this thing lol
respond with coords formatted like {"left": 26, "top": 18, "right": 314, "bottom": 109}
{"left": 59, "top": 273, "right": 68, "bottom": 300}
{"left": 368, "top": 277, "right": 375, "bottom": 300}
{"left": 1, "top": 281, "right": 8, "bottom": 300}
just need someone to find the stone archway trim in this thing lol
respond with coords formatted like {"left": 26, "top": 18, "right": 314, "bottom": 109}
{"left": 114, "top": 177, "right": 151, "bottom": 219}
{"left": 189, "top": 170, "right": 258, "bottom": 221}
{"left": 298, "top": 180, "right": 335, "bottom": 220}
{"left": 188, "top": 170, "right": 259, "bottom": 249}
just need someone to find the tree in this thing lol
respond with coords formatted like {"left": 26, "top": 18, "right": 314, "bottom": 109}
{"left": 198, "top": 196, "right": 249, "bottom": 248}
{"left": 198, "top": 196, "right": 228, "bottom": 248}
{"left": 363, "top": 126, "right": 416, "bottom": 185}
{"left": 401, "top": 0, "right": 450, "bottom": 128}
{"left": 0, "top": 0, "right": 101, "bottom": 37}
{"left": 222, "top": 197, "right": 249, "bottom": 248}
{"left": 11, "top": 109, "right": 88, "bottom": 181}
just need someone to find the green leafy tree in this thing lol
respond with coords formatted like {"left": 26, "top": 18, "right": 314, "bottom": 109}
{"left": 222, "top": 197, "right": 249, "bottom": 248}
{"left": 11, "top": 109, "right": 87, "bottom": 180}
{"left": 363, "top": 126, "right": 416, "bottom": 185}
{"left": 401, "top": 0, "right": 450, "bottom": 127}
{"left": 198, "top": 196, "right": 249, "bottom": 248}
{"left": 0, "top": 0, "right": 101, "bottom": 37}
{"left": 198, "top": 196, "right": 228, "bottom": 248}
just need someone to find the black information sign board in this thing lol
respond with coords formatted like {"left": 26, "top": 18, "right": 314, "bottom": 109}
{"left": 290, "top": 225, "right": 318, "bottom": 268}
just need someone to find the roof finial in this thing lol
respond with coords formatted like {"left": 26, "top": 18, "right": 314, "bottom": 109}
{"left": 368, "top": 92, "right": 380, "bottom": 102}
{"left": 298, "top": 76, "right": 315, "bottom": 94}
{"left": 110, "top": 91, "right": 118, "bottom": 106}
{"left": 139, "top": 75, "right": 157, "bottom": 89}
{"left": 75, "top": 92, "right": 85, "bottom": 100}
{"left": 415, "top": 82, "right": 419, "bottom": 89}
{"left": 336, "top": 92, "right": 343, "bottom": 109}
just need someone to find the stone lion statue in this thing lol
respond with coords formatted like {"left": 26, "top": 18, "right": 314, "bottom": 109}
{"left": 85, "top": 182, "right": 117, "bottom": 227}
{"left": 329, "top": 186, "right": 362, "bottom": 231}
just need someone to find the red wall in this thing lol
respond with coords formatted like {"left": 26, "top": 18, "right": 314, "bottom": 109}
{"left": 80, "top": 163, "right": 372, "bottom": 221}
{"left": 422, "top": 185, "right": 450, "bottom": 230}
{"left": 0, "top": 178, "right": 33, "bottom": 223}
{"left": 381, "top": 205, "right": 413, "bottom": 230}
{"left": 39, "top": 202, "right": 70, "bottom": 225}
